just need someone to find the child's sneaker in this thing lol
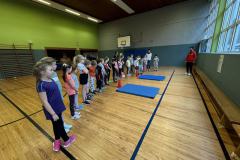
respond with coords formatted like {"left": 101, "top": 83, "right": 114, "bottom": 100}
{"left": 74, "top": 111, "right": 80, "bottom": 115}
{"left": 53, "top": 140, "right": 61, "bottom": 152}
{"left": 63, "top": 135, "right": 76, "bottom": 148}
{"left": 75, "top": 105, "right": 84, "bottom": 111}
{"left": 65, "top": 128, "right": 70, "bottom": 133}
{"left": 83, "top": 100, "right": 90, "bottom": 104}
{"left": 71, "top": 114, "right": 80, "bottom": 120}
{"left": 87, "top": 95, "right": 92, "bottom": 100}
{"left": 64, "top": 123, "right": 72, "bottom": 130}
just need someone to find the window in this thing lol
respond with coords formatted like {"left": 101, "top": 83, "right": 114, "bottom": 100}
{"left": 217, "top": 31, "right": 227, "bottom": 52}
{"left": 217, "top": 0, "right": 240, "bottom": 53}
{"left": 232, "top": 24, "right": 240, "bottom": 51}
{"left": 200, "top": 0, "right": 219, "bottom": 53}
{"left": 224, "top": 28, "right": 234, "bottom": 51}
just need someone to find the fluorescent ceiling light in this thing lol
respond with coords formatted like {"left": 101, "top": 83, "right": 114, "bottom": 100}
{"left": 37, "top": 0, "right": 51, "bottom": 5}
{"left": 65, "top": 9, "right": 80, "bottom": 16}
{"left": 32, "top": 0, "right": 102, "bottom": 22}
{"left": 87, "top": 17, "right": 98, "bottom": 22}
{"left": 111, "top": 0, "right": 134, "bottom": 14}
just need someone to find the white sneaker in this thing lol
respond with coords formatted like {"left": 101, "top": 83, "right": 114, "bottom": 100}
{"left": 64, "top": 123, "right": 72, "bottom": 130}
{"left": 71, "top": 114, "right": 80, "bottom": 120}
{"left": 187, "top": 73, "right": 191, "bottom": 76}
{"left": 65, "top": 128, "right": 70, "bottom": 133}
{"left": 74, "top": 111, "right": 80, "bottom": 115}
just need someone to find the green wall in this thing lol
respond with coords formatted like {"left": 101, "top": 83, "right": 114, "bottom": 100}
{"left": 0, "top": 0, "right": 99, "bottom": 49}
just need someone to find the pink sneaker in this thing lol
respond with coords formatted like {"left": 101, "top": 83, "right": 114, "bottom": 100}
{"left": 63, "top": 135, "right": 76, "bottom": 148}
{"left": 53, "top": 140, "right": 61, "bottom": 152}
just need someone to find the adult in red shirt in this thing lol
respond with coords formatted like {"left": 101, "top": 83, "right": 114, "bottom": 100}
{"left": 185, "top": 47, "right": 197, "bottom": 76}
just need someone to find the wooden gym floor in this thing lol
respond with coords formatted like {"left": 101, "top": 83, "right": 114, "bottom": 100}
{"left": 0, "top": 67, "right": 225, "bottom": 160}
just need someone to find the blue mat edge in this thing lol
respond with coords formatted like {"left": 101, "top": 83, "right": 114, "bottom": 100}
{"left": 138, "top": 75, "right": 165, "bottom": 81}
{"left": 116, "top": 89, "right": 156, "bottom": 99}
{"left": 116, "top": 84, "right": 160, "bottom": 99}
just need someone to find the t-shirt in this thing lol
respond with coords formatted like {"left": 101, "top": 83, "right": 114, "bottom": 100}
{"left": 71, "top": 73, "right": 79, "bottom": 89}
{"left": 51, "top": 72, "right": 63, "bottom": 99}
{"left": 126, "top": 60, "right": 131, "bottom": 67}
{"left": 153, "top": 57, "right": 159, "bottom": 62}
{"left": 36, "top": 80, "right": 66, "bottom": 120}
{"left": 77, "top": 63, "right": 87, "bottom": 74}
{"left": 134, "top": 60, "right": 139, "bottom": 67}
{"left": 146, "top": 52, "right": 152, "bottom": 61}
{"left": 117, "top": 61, "right": 123, "bottom": 69}
{"left": 89, "top": 66, "right": 96, "bottom": 77}
{"left": 64, "top": 74, "right": 76, "bottom": 96}
{"left": 130, "top": 57, "right": 134, "bottom": 65}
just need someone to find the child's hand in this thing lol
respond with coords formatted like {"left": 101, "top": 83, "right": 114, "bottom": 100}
{"left": 52, "top": 114, "right": 59, "bottom": 121}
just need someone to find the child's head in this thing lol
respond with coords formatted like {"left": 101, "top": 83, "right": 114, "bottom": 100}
{"left": 97, "top": 59, "right": 102, "bottom": 64}
{"left": 136, "top": 56, "right": 141, "bottom": 60}
{"left": 99, "top": 58, "right": 104, "bottom": 64}
{"left": 33, "top": 61, "right": 53, "bottom": 82}
{"left": 74, "top": 55, "right": 85, "bottom": 64}
{"left": 91, "top": 60, "right": 97, "bottom": 66}
{"left": 84, "top": 59, "right": 91, "bottom": 68}
{"left": 39, "top": 57, "right": 57, "bottom": 71}
{"left": 127, "top": 56, "right": 130, "bottom": 60}
{"left": 62, "top": 64, "right": 72, "bottom": 82}
{"left": 104, "top": 57, "right": 109, "bottom": 63}
{"left": 131, "top": 54, "right": 133, "bottom": 57}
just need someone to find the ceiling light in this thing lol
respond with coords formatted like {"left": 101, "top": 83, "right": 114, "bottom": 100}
{"left": 111, "top": 0, "right": 134, "bottom": 14}
{"left": 37, "top": 0, "right": 51, "bottom": 5}
{"left": 65, "top": 9, "right": 80, "bottom": 16}
{"left": 87, "top": 17, "right": 98, "bottom": 23}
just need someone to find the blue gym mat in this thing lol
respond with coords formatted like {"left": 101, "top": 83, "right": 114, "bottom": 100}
{"left": 138, "top": 75, "right": 165, "bottom": 81}
{"left": 116, "top": 84, "right": 160, "bottom": 99}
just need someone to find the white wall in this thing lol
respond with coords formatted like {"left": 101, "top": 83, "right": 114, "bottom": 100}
{"left": 99, "top": 0, "right": 209, "bottom": 50}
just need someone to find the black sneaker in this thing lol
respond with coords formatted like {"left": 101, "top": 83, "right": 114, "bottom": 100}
{"left": 83, "top": 101, "right": 90, "bottom": 105}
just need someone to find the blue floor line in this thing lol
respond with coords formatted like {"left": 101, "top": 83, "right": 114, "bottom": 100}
{"left": 130, "top": 69, "right": 175, "bottom": 160}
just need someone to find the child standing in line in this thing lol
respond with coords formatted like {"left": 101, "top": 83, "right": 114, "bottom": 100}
{"left": 143, "top": 55, "right": 147, "bottom": 72}
{"left": 126, "top": 56, "right": 131, "bottom": 76}
{"left": 89, "top": 60, "right": 97, "bottom": 94}
{"left": 139, "top": 56, "right": 144, "bottom": 75}
{"left": 74, "top": 55, "right": 90, "bottom": 105}
{"left": 99, "top": 58, "right": 107, "bottom": 88}
{"left": 96, "top": 59, "right": 103, "bottom": 93}
{"left": 40, "top": 57, "right": 72, "bottom": 133}
{"left": 153, "top": 55, "right": 159, "bottom": 71}
{"left": 34, "top": 61, "right": 76, "bottom": 152}
{"left": 104, "top": 57, "right": 111, "bottom": 85}
{"left": 84, "top": 59, "right": 93, "bottom": 101}
{"left": 130, "top": 54, "right": 134, "bottom": 74}
{"left": 134, "top": 56, "right": 141, "bottom": 77}
{"left": 71, "top": 64, "right": 83, "bottom": 111}
{"left": 62, "top": 64, "right": 80, "bottom": 120}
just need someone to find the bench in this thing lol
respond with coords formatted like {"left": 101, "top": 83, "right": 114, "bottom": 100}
{"left": 193, "top": 67, "right": 240, "bottom": 158}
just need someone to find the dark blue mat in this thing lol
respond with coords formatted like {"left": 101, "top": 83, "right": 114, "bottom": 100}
{"left": 139, "top": 75, "right": 165, "bottom": 81}
{"left": 116, "top": 84, "right": 159, "bottom": 99}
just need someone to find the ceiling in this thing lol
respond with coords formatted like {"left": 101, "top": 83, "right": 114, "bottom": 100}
{"left": 52, "top": 0, "right": 187, "bottom": 23}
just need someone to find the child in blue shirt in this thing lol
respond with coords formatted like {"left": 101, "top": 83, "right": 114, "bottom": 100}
{"left": 34, "top": 61, "right": 76, "bottom": 152}
{"left": 40, "top": 57, "right": 72, "bottom": 132}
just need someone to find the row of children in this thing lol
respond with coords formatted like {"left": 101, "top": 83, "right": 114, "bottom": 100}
{"left": 33, "top": 55, "right": 112, "bottom": 152}
{"left": 111, "top": 53, "right": 160, "bottom": 81}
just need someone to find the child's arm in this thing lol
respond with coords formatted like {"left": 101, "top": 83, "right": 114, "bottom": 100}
{"left": 66, "top": 75, "right": 78, "bottom": 92}
{"left": 38, "top": 92, "right": 59, "bottom": 121}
